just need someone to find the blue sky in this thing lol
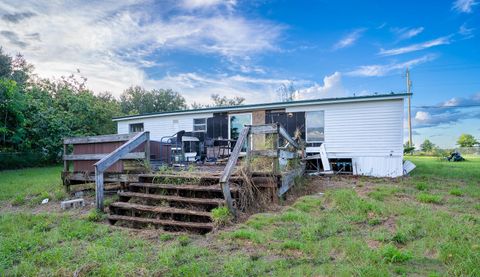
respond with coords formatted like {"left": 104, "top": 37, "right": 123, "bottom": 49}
{"left": 0, "top": 0, "right": 479, "bottom": 148}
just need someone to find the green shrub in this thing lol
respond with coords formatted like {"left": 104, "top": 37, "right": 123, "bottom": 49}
{"left": 211, "top": 207, "right": 232, "bottom": 227}
{"left": 416, "top": 193, "right": 442, "bottom": 204}
{"left": 380, "top": 244, "right": 412, "bottom": 263}
{"left": 0, "top": 152, "right": 50, "bottom": 170}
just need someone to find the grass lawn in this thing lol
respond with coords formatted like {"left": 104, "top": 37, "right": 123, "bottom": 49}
{"left": 0, "top": 157, "right": 479, "bottom": 276}
{"left": 0, "top": 166, "right": 65, "bottom": 205}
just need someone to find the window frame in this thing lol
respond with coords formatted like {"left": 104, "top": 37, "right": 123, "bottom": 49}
{"left": 305, "top": 111, "right": 325, "bottom": 143}
{"left": 129, "top": 123, "right": 144, "bottom": 133}
{"left": 193, "top": 118, "right": 207, "bottom": 133}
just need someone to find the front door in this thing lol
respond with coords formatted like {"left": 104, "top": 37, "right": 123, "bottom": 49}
{"left": 228, "top": 113, "right": 252, "bottom": 153}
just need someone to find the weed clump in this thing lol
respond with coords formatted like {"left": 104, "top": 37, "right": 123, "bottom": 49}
{"left": 178, "top": 235, "right": 191, "bottom": 246}
{"left": 211, "top": 206, "right": 232, "bottom": 227}
{"left": 415, "top": 182, "right": 429, "bottom": 191}
{"left": 416, "top": 193, "right": 442, "bottom": 204}
{"left": 159, "top": 233, "right": 173, "bottom": 241}
{"left": 11, "top": 194, "right": 25, "bottom": 206}
{"left": 86, "top": 209, "right": 106, "bottom": 222}
{"left": 380, "top": 244, "right": 412, "bottom": 263}
{"left": 449, "top": 188, "right": 463, "bottom": 197}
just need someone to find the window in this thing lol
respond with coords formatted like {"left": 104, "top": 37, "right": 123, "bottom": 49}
{"left": 306, "top": 111, "right": 324, "bottom": 142}
{"left": 229, "top": 113, "right": 252, "bottom": 152}
{"left": 193, "top": 118, "right": 206, "bottom": 132}
{"left": 129, "top": 123, "right": 144, "bottom": 133}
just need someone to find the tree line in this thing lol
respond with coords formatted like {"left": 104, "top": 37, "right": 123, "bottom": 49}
{"left": 0, "top": 49, "right": 244, "bottom": 169}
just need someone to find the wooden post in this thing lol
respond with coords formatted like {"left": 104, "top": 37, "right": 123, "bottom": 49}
{"left": 275, "top": 124, "right": 280, "bottom": 174}
{"left": 145, "top": 132, "right": 150, "bottom": 171}
{"left": 95, "top": 166, "right": 104, "bottom": 211}
{"left": 63, "top": 143, "right": 69, "bottom": 172}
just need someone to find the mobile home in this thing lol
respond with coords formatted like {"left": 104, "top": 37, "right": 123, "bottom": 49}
{"left": 113, "top": 93, "right": 408, "bottom": 178}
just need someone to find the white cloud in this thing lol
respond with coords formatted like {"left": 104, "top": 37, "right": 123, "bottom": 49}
{"left": 181, "top": 0, "right": 236, "bottom": 9}
{"left": 392, "top": 27, "right": 424, "bottom": 40}
{"left": 346, "top": 54, "right": 436, "bottom": 77}
{"left": 452, "top": 0, "right": 478, "bottom": 13}
{"left": 143, "top": 72, "right": 294, "bottom": 104}
{"left": 293, "top": 72, "right": 346, "bottom": 100}
{"left": 459, "top": 23, "right": 475, "bottom": 39}
{"left": 333, "top": 29, "right": 365, "bottom": 50}
{"left": 0, "top": 0, "right": 282, "bottom": 95}
{"left": 379, "top": 36, "right": 451, "bottom": 56}
{"left": 415, "top": 111, "right": 431, "bottom": 122}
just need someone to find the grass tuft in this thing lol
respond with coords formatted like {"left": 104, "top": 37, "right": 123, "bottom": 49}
{"left": 416, "top": 193, "right": 443, "bottom": 204}
{"left": 211, "top": 206, "right": 232, "bottom": 227}
{"left": 449, "top": 188, "right": 463, "bottom": 197}
{"left": 380, "top": 244, "right": 413, "bottom": 263}
{"left": 86, "top": 209, "right": 106, "bottom": 222}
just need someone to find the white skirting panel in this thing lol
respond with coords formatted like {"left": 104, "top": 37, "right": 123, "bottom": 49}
{"left": 352, "top": 156, "right": 403, "bottom": 178}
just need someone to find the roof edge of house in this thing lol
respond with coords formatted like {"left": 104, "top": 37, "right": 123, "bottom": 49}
{"left": 113, "top": 92, "right": 411, "bottom": 122}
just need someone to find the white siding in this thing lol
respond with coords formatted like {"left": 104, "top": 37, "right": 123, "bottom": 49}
{"left": 117, "top": 112, "right": 213, "bottom": 141}
{"left": 287, "top": 99, "right": 404, "bottom": 177}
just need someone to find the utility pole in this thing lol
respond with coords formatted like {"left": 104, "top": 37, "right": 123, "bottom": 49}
{"left": 406, "top": 67, "right": 413, "bottom": 148}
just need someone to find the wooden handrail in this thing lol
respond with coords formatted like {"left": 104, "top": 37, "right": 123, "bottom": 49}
{"left": 219, "top": 126, "right": 250, "bottom": 216}
{"left": 94, "top": 131, "right": 150, "bottom": 210}
{"left": 278, "top": 125, "right": 299, "bottom": 149}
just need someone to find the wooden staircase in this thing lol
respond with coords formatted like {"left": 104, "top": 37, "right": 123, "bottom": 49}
{"left": 107, "top": 174, "right": 238, "bottom": 233}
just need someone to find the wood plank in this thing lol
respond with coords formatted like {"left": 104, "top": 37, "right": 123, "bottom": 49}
{"left": 319, "top": 144, "right": 332, "bottom": 172}
{"left": 64, "top": 133, "right": 134, "bottom": 145}
{"left": 278, "top": 163, "right": 305, "bottom": 196}
{"left": 95, "top": 132, "right": 149, "bottom": 172}
{"left": 279, "top": 149, "right": 296, "bottom": 159}
{"left": 278, "top": 126, "right": 299, "bottom": 149}
{"left": 110, "top": 202, "right": 212, "bottom": 217}
{"left": 64, "top": 152, "right": 145, "bottom": 161}
{"left": 129, "top": 183, "right": 238, "bottom": 192}
{"left": 248, "top": 123, "right": 278, "bottom": 134}
{"left": 219, "top": 126, "right": 250, "bottom": 215}
{"left": 62, "top": 172, "right": 137, "bottom": 183}
{"left": 107, "top": 214, "right": 214, "bottom": 230}
{"left": 95, "top": 167, "right": 104, "bottom": 210}
{"left": 250, "top": 149, "right": 278, "bottom": 157}
{"left": 118, "top": 192, "right": 225, "bottom": 205}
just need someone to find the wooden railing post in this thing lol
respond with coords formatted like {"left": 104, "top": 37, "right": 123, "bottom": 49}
{"left": 95, "top": 166, "right": 104, "bottom": 211}
{"left": 220, "top": 126, "right": 250, "bottom": 216}
{"left": 94, "top": 131, "right": 149, "bottom": 210}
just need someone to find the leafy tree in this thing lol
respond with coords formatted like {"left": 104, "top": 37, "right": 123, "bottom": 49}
{"left": 0, "top": 78, "right": 27, "bottom": 149}
{"left": 403, "top": 142, "right": 415, "bottom": 154}
{"left": 211, "top": 94, "right": 245, "bottom": 107}
{"left": 457, "top": 134, "right": 478, "bottom": 147}
{"left": 276, "top": 82, "right": 296, "bottom": 102}
{"left": 120, "top": 86, "right": 187, "bottom": 114}
{"left": 420, "top": 139, "right": 435, "bottom": 152}
{"left": 191, "top": 94, "right": 245, "bottom": 109}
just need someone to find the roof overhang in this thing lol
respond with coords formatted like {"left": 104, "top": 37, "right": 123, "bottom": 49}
{"left": 113, "top": 93, "right": 410, "bottom": 122}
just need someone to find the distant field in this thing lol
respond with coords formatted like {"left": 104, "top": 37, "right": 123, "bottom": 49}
{"left": 0, "top": 157, "right": 479, "bottom": 276}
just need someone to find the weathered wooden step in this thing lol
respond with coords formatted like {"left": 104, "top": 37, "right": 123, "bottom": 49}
{"left": 129, "top": 183, "right": 238, "bottom": 192}
{"left": 110, "top": 202, "right": 212, "bottom": 218}
{"left": 118, "top": 191, "right": 225, "bottom": 206}
{"left": 107, "top": 214, "right": 214, "bottom": 231}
